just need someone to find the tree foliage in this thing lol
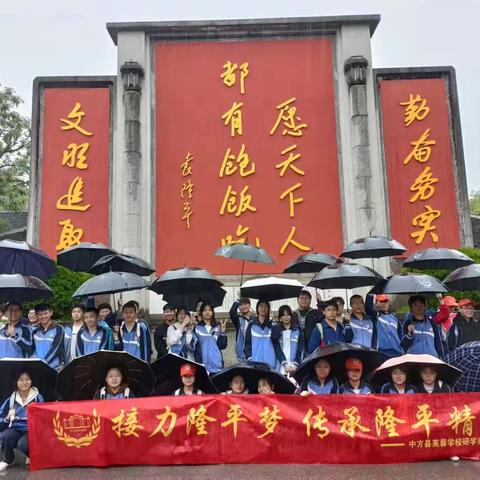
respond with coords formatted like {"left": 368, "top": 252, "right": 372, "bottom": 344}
{"left": 470, "top": 191, "right": 480, "bottom": 216}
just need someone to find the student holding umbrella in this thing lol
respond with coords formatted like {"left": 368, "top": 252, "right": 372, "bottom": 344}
{"left": 174, "top": 363, "right": 204, "bottom": 396}
{"left": 416, "top": 366, "right": 452, "bottom": 393}
{"left": 0, "top": 303, "right": 32, "bottom": 359}
{"left": 344, "top": 295, "right": 377, "bottom": 349}
{"left": 447, "top": 299, "right": 480, "bottom": 350}
{"left": 94, "top": 366, "right": 134, "bottom": 400}
{"left": 229, "top": 295, "right": 253, "bottom": 362}
{"left": 299, "top": 358, "right": 339, "bottom": 395}
{"left": 379, "top": 367, "right": 417, "bottom": 394}
{"left": 338, "top": 358, "right": 375, "bottom": 394}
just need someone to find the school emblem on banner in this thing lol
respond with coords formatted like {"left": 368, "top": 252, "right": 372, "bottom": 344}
{"left": 53, "top": 409, "right": 101, "bottom": 448}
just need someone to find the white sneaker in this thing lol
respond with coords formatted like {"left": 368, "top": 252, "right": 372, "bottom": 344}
{"left": 450, "top": 456, "right": 460, "bottom": 462}
{"left": 0, "top": 461, "right": 10, "bottom": 472}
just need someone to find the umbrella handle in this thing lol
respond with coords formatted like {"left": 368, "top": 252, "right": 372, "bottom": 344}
{"left": 240, "top": 260, "right": 245, "bottom": 288}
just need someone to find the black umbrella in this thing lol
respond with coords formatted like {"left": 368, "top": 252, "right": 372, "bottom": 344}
{"left": 370, "top": 273, "right": 447, "bottom": 295}
{"left": 162, "top": 285, "right": 226, "bottom": 311}
{"left": 56, "top": 350, "right": 155, "bottom": 400}
{"left": 72, "top": 271, "right": 149, "bottom": 298}
{"left": 403, "top": 248, "right": 474, "bottom": 270}
{"left": 214, "top": 243, "right": 274, "bottom": 264}
{"left": 283, "top": 253, "right": 338, "bottom": 274}
{"left": 0, "top": 358, "right": 57, "bottom": 402}
{"left": 211, "top": 363, "right": 296, "bottom": 394}
{"left": 0, "top": 239, "right": 57, "bottom": 281}
{"left": 150, "top": 353, "right": 217, "bottom": 395}
{"left": 240, "top": 276, "right": 304, "bottom": 301}
{"left": 444, "top": 342, "right": 480, "bottom": 392}
{"left": 443, "top": 264, "right": 480, "bottom": 291}
{"left": 307, "top": 262, "right": 384, "bottom": 290}
{"left": 341, "top": 236, "right": 407, "bottom": 259}
{"left": 89, "top": 253, "right": 155, "bottom": 277}
{"left": 0, "top": 274, "right": 53, "bottom": 302}
{"left": 292, "top": 343, "right": 390, "bottom": 384}
{"left": 57, "top": 242, "right": 117, "bottom": 272}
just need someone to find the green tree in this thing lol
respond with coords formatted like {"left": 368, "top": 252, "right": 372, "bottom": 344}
{"left": 470, "top": 190, "right": 480, "bottom": 216}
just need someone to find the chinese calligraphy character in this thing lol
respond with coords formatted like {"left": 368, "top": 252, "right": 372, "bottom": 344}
{"left": 409, "top": 166, "right": 439, "bottom": 203}
{"left": 447, "top": 405, "right": 476, "bottom": 437}
{"left": 275, "top": 145, "right": 305, "bottom": 177}
{"left": 222, "top": 102, "right": 244, "bottom": 137}
{"left": 219, "top": 144, "right": 256, "bottom": 178}
{"left": 338, "top": 407, "right": 370, "bottom": 438}
{"left": 181, "top": 152, "right": 193, "bottom": 176}
{"left": 60, "top": 102, "right": 93, "bottom": 136}
{"left": 279, "top": 226, "right": 312, "bottom": 255}
{"left": 220, "top": 224, "right": 261, "bottom": 247}
{"left": 56, "top": 177, "right": 91, "bottom": 212}
{"left": 270, "top": 97, "right": 308, "bottom": 137}
{"left": 220, "top": 185, "right": 257, "bottom": 217}
{"left": 180, "top": 180, "right": 194, "bottom": 199}
{"left": 220, "top": 61, "right": 249, "bottom": 94}
{"left": 410, "top": 205, "right": 442, "bottom": 244}
{"left": 62, "top": 143, "right": 89, "bottom": 169}
{"left": 411, "top": 404, "right": 439, "bottom": 438}
{"left": 55, "top": 219, "right": 83, "bottom": 251}
{"left": 186, "top": 405, "right": 216, "bottom": 436}
{"left": 220, "top": 404, "right": 247, "bottom": 438}
{"left": 403, "top": 128, "right": 436, "bottom": 165}
{"left": 280, "top": 183, "right": 304, "bottom": 218}
{"left": 149, "top": 406, "right": 177, "bottom": 438}
{"left": 375, "top": 406, "right": 406, "bottom": 438}
{"left": 303, "top": 407, "right": 329, "bottom": 439}
{"left": 111, "top": 407, "right": 144, "bottom": 438}
{"left": 400, "top": 94, "right": 431, "bottom": 127}
{"left": 182, "top": 202, "right": 193, "bottom": 229}
{"left": 257, "top": 405, "right": 282, "bottom": 439}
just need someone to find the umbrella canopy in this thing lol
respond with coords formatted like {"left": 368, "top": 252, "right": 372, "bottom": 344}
{"left": 150, "top": 353, "right": 218, "bottom": 395}
{"left": 162, "top": 285, "right": 226, "bottom": 311}
{"left": 341, "top": 236, "right": 407, "bottom": 259}
{"left": 240, "top": 276, "right": 304, "bottom": 301}
{"left": 403, "top": 247, "right": 474, "bottom": 270}
{"left": 444, "top": 341, "right": 480, "bottom": 392}
{"left": 371, "top": 273, "right": 448, "bottom": 295}
{"left": 308, "top": 262, "right": 384, "bottom": 290}
{"left": 292, "top": 343, "right": 390, "bottom": 384}
{"left": 0, "top": 239, "right": 57, "bottom": 281}
{"left": 214, "top": 243, "right": 274, "bottom": 264}
{"left": 211, "top": 363, "right": 296, "bottom": 394}
{"left": 56, "top": 350, "right": 155, "bottom": 400}
{"left": 72, "top": 271, "right": 149, "bottom": 298}
{"left": 372, "top": 354, "right": 462, "bottom": 386}
{"left": 57, "top": 242, "right": 117, "bottom": 272}
{"left": 89, "top": 253, "right": 155, "bottom": 277}
{"left": 0, "top": 274, "right": 53, "bottom": 302}
{"left": 283, "top": 253, "right": 338, "bottom": 274}
{"left": 0, "top": 358, "right": 57, "bottom": 402}
{"left": 443, "top": 264, "right": 480, "bottom": 291}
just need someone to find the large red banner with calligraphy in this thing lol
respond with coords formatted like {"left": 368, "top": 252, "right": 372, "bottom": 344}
{"left": 379, "top": 79, "right": 461, "bottom": 254}
{"left": 39, "top": 88, "right": 110, "bottom": 257}
{"left": 155, "top": 38, "right": 342, "bottom": 275}
{"left": 29, "top": 393, "right": 480, "bottom": 470}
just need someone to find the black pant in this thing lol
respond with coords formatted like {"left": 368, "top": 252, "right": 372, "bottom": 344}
{"left": 1, "top": 429, "right": 28, "bottom": 464}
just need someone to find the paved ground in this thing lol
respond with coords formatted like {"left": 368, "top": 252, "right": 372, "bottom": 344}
{"left": 2, "top": 462, "right": 480, "bottom": 480}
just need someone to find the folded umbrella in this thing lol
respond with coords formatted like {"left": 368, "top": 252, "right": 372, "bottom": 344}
{"left": 211, "top": 362, "right": 296, "bottom": 394}
{"left": 0, "top": 274, "right": 53, "bottom": 302}
{"left": 444, "top": 341, "right": 480, "bottom": 392}
{"left": 56, "top": 350, "right": 155, "bottom": 400}
{"left": 0, "top": 358, "right": 57, "bottom": 402}
{"left": 72, "top": 271, "right": 149, "bottom": 298}
{"left": 370, "top": 273, "right": 448, "bottom": 295}
{"left": 57, "top": 242, "right": 117, "bottom": 272}
{"left": 292, "top": 343, "right": 390, "bottom": 384}
{"left": 372, "top": 354, "right": 462, "bottom": 386}
{"left": 150, "top": 353, "right": 217, "bottom": 395}
{"left": 403, "top": 248, "right": 474, "bottom": 270}
{"left": 443, "top": 264, "right": 480, "bottom": 291}
{"left": 0, "top": 239, "right": 57, "bottom": 281}
{"left": 240, "top": 276, "right": 304, "bottom": 301}
{"left": 89, "top": 253, "right": 155, "bottom": 277}
{"left": 283, "top": 252, "right": 338, "bottom": 274}
{"left": 341, "top": 236, "right": 406, "bottom": 259}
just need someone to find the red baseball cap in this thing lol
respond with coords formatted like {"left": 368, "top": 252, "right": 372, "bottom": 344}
{"left": 180, "top": 363, "right": 196, "bottom": 377}
{"left": 443, "top": 296, "right": 458, "bottom": 307}
{"left": 345, "top": 358, "right": 363, "bottom": 371}
{"left": 458, "top": 299, "right": 474, "bottom": 308}
{"left": 376, "top": 294, "right": 390, "bottom": 302}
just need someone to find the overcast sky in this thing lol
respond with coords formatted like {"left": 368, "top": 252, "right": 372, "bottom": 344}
{"left": 2, "top": 0, "right": 478, "bottom": 191}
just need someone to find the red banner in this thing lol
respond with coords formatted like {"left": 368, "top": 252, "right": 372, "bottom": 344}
{"left": 379, "top": 78, "right": 461, "bottom": 254}
{"left": 155, "top": 38, "right": 342, "bottom": 275}
{"left": 39, "top": 87, "right": 111, "bottom": 257}
{"left": 29, "top": 393, "right": 480, "bottom": 469}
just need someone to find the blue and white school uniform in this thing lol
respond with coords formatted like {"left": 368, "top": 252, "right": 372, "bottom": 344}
{"left": 0, "top": 324, "right": 32, "bottom": 359}
{"left": 380, "top": 382, "right": 417, "bottom": 394}
{"left": 229, "top": 301, "right": 252, "bottom": 362}
{"left": 300, "top": 376, "right": 339, "bottom": 394}
{"left": 64, "top": 323, "right": 83, "bottom": 364}
{"left": 349, "top": 314, "right": 377, "bottom": 349}
{"left": 194, "top": 321, "right": 227, "bottom": 374}
{"left": 338, "top": 381, "right": 375, "bottom": 394}
{"left": 115, "top": 321, "right": 151, "bottom": 362}
{"left": 244, "top": 318, "right": 281, "bottom": 370}
{"left": 32, "top": 323, "right": 65, "bottom": 369}
{"left": 94, "top": 386, "right": 134, "bottom": 400}
{"left": 277, "top": 324, "right": 304, "bottom": 374}
{"left": 76, "top": 326, "right": 109, "bottom": 356}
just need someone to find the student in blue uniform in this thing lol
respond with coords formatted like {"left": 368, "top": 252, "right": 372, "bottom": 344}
{"left": 276, "top": 305, "right": 304, "bottom": 375}
{"left": 244, "top": 300, "right": 282, "bottom": 370}
{"left": 0, "top": 303, "right": 32, "bottom": 359}
{"left": 338, "top": 358, "right": 375, "bottom": 394}
{"left": 299, "top": 358, "right": 339, "bottom": 395}
{"left": 94, "top": 367, "right": 134, "bottom": 399}
{"left": 344, "top": 295, "right": 377, "bottom": 349}
{"left": 416, "top": 366, "right": 452, "bottom": 393}
{"left": 167, "top": 308, "right": 200, "bottom": 361}
{"left": 380, "top": 367, "right": 417, "bottom": 394}
{"left": 194, "top": 303, "right": 227, "bottom": 374}
{"left": 114, "top": 301, "right": 151, "bottom": 362}
{"left": 76, "top": 307, "right": 110, "bottom": 356}
{"left": 31, "top": 304, "right": 64, "bottom": 370}
{"left": 229, "top": 295, "right": 253, "bottom": 362}
{"left": 0, "top": 371, "right": 44, "bottom": 472}
{"left": 64, "top": 303, "right": 85, "bottom": 365}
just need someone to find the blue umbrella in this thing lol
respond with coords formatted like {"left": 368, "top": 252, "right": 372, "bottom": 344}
{"left": 444, "top": 342, "right": 480, "bottom": 392}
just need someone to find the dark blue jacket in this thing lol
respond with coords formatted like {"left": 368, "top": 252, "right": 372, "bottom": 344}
{"left": 0, "top": 389, "right": 44, "bottom": 432}
{"left": 401, "top": 314, "right": 446, "bottom": 358}
{"left": 380, "top": 382, "right": 417, "bottom": 394}
{"left": 307, "top": 320, "right": 353, "bottom": 354}
{"left": 229, "top": 301, "right": 252, "bottom": 362}
{"left": 0, "top": 324, "right": 33, "bottom": 358}
{"left": 338, "top": 381, "right": 375, "bottom": 394}
{"left": 244, "top": 318, "right": 282, "bottom": 370}
{"left": 32, "top": 323, "right": 64, "bottom": 369}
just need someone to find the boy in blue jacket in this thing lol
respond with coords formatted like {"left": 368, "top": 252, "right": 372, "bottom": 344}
{"left": 76, "top": 307, "right": 110, "bottom": 356}
{"left": 64, "top": 303, "right": 85, "bottom": 365}
{"left": 32, "top": 304, "right": 64, "bottom": 370}
{"left": 0, "top": 303, "right": 32, "bottom": 359}
{"left": 229, "top": 295, "right": 253, "bottom": 362}
{"left": 344, "top": 295, "right": 377, "bottom": 349}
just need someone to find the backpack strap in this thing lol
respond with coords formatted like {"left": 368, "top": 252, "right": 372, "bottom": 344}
{"left": 316, "top": 322, "right": 324, "bottom": 347}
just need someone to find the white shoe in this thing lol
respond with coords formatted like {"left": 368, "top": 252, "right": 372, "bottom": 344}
{"left": 0, "top": 461, "right": 10, "bottom": 472}
{"left": 25, "top": 457, "right": 30, "bottom": 465}
{"left": 450, "top": 456, "right": 460, "bottom": 462}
